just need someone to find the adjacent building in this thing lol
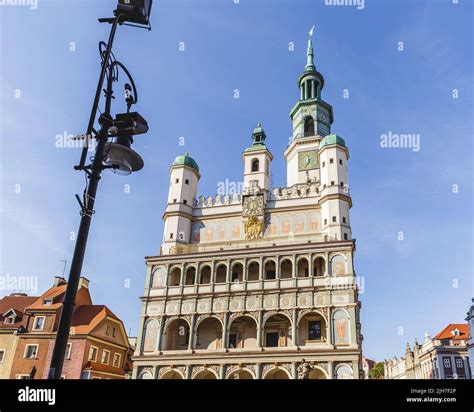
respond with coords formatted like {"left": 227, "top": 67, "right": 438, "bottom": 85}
{"left": 7, "top": 276, "right": 131, "bottom": 379}
{"left": 0, "top": 293, "right": 38, "bottom": 378}
{"left": 132, "top": 34, "right": 363, "bottom": 380}
{"left": 384, "top": 324, "right": 471, "bottom": 380}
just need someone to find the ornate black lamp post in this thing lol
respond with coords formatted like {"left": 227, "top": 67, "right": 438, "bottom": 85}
{"left": 48, "top": 0, "right": 153, "bottom": 380}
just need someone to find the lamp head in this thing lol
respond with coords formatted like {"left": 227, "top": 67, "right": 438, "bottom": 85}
{"left": 103, "top": 136, "right": 144, "bottom": 175}
{"left": 116, "top": 0, "right": 152, "bottom": 26}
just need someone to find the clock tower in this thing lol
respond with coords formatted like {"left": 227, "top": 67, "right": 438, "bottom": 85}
{"left": 285, "top": 34, "right": 334, "bottom": 187}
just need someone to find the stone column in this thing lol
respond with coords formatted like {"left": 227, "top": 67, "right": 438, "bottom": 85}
{"left": 156, "top": 316, "right": 165, "bottom": 352}
{"left": 219, "top": 364, "right": 225, "bottom": 380}
{"left": 292, "top": 308, "right": 297, "bottom": 347}
{"left": 185, "top": 365, "right": 192, "bottom": 379}
{"left": 327, "top": 307, "right": 333, "bottom": 346}
{"left": 292, "top": 362, "right": 297, "bottom": 379}
{"left": 311, "top": 80, "right": 316, "bottom": 99}
{"left": 222, "top": 312, "right": 228, "bottom": 349}
{"left": 188, "top": 315, "right": 196, "bottom": 351}
{"left": 328, "top": 361, "right": 334, "bottom": 379}
{"left": 256, "top": 311, "right": 263, "bottom": 348}
{"left": 255, "top": 364, "right": 261, "bottom": 379}
{"left": 300, "top": 84, "right": 304, "bottom": 100}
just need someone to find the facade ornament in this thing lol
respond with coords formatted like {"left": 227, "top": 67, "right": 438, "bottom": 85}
{"left": 244, "top": 216, "right": 264, "bottom": 240}
{"left": 297, "top": 360, "right": 312, "bottom": 379}
{"left": 224, "top": 194, "right": 230, "bottom": 205}
{"left": 232, "top": 192, "right": 239, "bottom": 203}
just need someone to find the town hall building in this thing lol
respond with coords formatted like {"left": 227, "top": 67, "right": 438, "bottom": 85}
{"left": 132, "top": 34, "right": 363, "bottom": 379}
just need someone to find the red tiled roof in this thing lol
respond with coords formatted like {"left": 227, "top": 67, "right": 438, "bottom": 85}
{"left": 71, "top": 305, "right": 119, "bottom": 334}
{"left": 0, "top": 295, "right": 38, "bottom": 329}
{"left": 26, "top": 284, "right": 67, "bottom": 310}
{"left": 434, "top": 324, "right": 468, "bottom": 340}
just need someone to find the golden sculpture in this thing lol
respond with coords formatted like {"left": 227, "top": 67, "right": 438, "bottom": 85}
{"left": 244, "top": 216, "right": 264, "bottom": 240}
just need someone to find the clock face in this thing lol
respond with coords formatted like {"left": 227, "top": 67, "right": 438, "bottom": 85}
{"left": 243, "top": 195, "right": 263, "bottom": 216}
{"left": 298, "top": 150, "right": 318, "bottom": 171}
{"left": 317, "top": 111, "right": 329, "bottom": 124}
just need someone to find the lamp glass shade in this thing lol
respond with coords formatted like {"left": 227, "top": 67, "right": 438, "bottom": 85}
{"left": 103, "top": 138, "right": 144, "bottom": 175}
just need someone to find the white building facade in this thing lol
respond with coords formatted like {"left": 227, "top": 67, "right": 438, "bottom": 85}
{"left": 132, "top": 36, "right": 363, "bottom": 380}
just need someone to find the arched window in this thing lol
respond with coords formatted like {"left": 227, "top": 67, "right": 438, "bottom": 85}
{"left": 143, "top": 319, "right": 159, "bottom": 352}
{"left": 330, "top": 255, "right": 346, "bottom": 276}
{"left": 251, "top": 158, "right": 259, "bottom": 172}
{"left": 304, "top": 117, "right": 315, "bottom": 137}
{"left": 333, "top": 310, "right": 350, "bottom": 345}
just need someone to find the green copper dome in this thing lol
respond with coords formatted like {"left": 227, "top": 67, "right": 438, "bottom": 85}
{"left": 319, "top": 134, "right": 346, "bottom": 150}
{"left": 172, "top": 152, "right": 199, "bottom": 172}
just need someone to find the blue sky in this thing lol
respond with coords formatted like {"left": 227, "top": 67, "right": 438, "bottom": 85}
{"left": 0, "top": 0, "right": 472, "bottom": 361}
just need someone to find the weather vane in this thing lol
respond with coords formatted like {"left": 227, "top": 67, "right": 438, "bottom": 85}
{"left": 309, "top": 25, "right": 315, "bottom": 38}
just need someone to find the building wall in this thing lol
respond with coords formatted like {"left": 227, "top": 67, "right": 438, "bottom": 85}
{"left": 0, "top": 333, "right": 19, "bottom": 379}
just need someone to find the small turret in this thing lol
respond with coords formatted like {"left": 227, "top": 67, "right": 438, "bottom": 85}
{"left": 162, "top": 153, "right": 200, "bottom": 254}
{"left": 243, "top": 123, "right": 273, "bottom": 200}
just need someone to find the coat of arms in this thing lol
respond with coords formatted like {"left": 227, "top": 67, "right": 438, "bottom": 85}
{"left": 244, "top": 216, "right": 263, "bottom": 240}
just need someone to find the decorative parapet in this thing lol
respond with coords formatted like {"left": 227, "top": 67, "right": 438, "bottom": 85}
{"left": 194, "top": 193, "right": 241, "bottom": 208}
{"left": 271, "top": 182, "right": 319, "bottom": 200}
{"left": 193, "top": 182, "right": 319, "bottom": 208}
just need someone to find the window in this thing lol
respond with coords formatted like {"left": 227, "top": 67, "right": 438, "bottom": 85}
{"left": 324, "top": 218, "right": 327, "bottom": 225}
{"left": 344, "top": 233, "right": 348, "bottom": 240}
{"left": 112, "top": 327, "right": 116, "bottom": 338}
{"left": 251, "top": 158, "right": 259, "bottom": 172}
{"left": 89, "top": 346, "right": 98, "bottom": 362}
{"left": 331, "top": 181, "right": 335, "bottom": 186}
{"left": 330, "top": 158, "right": 334, "bottom": 164}
{"left": 304, "top": 116, "right": 315, "bottom": 137}
{"left": 24, "top": 345, "right": 38, "bottom": 359}
{"left": 43, "top": 299, "right": 53, "bottom": 305}
{"left": 231, "top": 272, "right": 239, "bottom": 282}
{"left": 229, "top": 333, "right": 237, "bottom": 348}
{"left": 266, "top": 270, "right": 276, "bottom": 280}
{"left": 443, "top": 358, "right": 451, "bottom": 368}
{"left": 101, "top": 350, "right": 110, "bottom": 365}
{"left": 332, "top": 216, "right": 337, "bottom": 223}
{"left": 170, "top": 233, "right": 174, "bottom": 239}
{"left": 4, "top": 315, "right": 15, "bottom": 324}
{"left": 340, "top": 181, "right": 344, "bottom": 187}
{"left": 342, "top": 217, "right": 347, "bottom": 224}
{"left": 322, "top": 161, "right": 325, "bottom": 168}
{"left": 113, "top": 353, "right": 121, "bottom": 368}
{"left": 323, "top": 184, "right": 326, "bottom": 189}
{"left": 456, "top": 359, "right": 463, "bottom": 368}
{"left": 175, "top": 178, "right": 179, "bottom": 183}
{"left": 339, "top": 159, "right": 343, "bottom": 165}
{"left": 173, "top": 199, "right": 177, "bottom": 203}
{"left": 65, "top": 343, "right": 72, "bottom": 359}
{"left": 266, "top": 332, "right": 279, "bottom": 347}
{"left": 185, "top": 179, "right": 189, "bottom": 185}
{"left": 0, "top": 350, "right": 5, "bottom": 363}
{"left": 183, "top": 199, "right": 187, "bottom": 205}
{"left": 308, "top": 320, "right": 322, "bottom": 341}
{"left": 33, "top": 316, "right": 45, "bottom": 331}
{"left": 106, "top": 325, "right": 110, "bottom": 335}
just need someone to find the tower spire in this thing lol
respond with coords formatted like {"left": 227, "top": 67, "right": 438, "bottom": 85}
{"left": 305, "top": 25, "right": 316, "bottom": 72}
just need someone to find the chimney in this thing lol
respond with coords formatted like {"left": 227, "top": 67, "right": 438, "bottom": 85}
{"left": 53, "top": 276, "right": 66, "bottom": 287}
{"left": 79, "top": 277, "right": 90, "bottom": 289}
